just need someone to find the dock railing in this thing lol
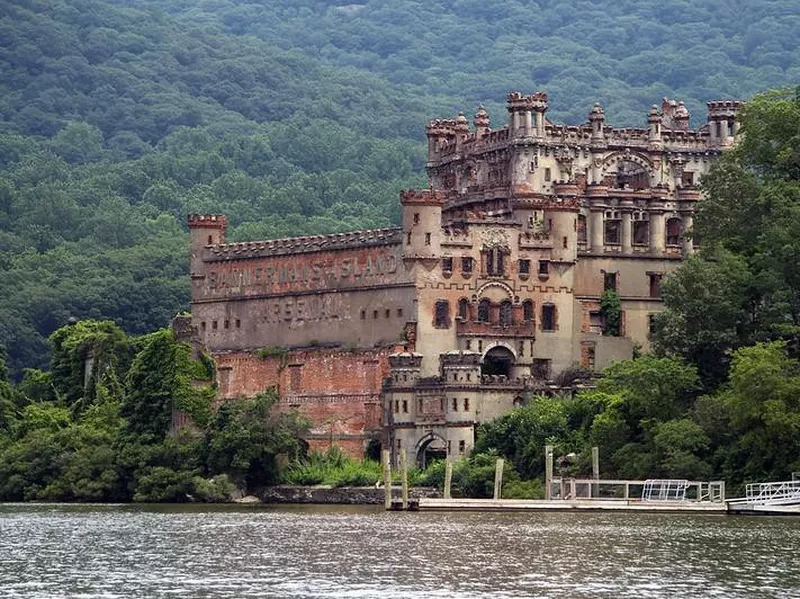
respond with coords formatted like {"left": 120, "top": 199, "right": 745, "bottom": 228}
{"left": 549, "top": 477, "right": 726, "bottom": 503}
{"left": 742, "top": 480, "right": 800, "bottom": 506}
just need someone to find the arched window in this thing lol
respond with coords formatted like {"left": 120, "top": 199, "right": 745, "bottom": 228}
{"left": 522, "top": 300, "right": 534, "bottom": 322}
{"left": 458, "top": 298, "right": 469, "bottom": 320}
{"left": 478, "top": 299, "right": 490, "bottom": 323}
{"left": 666, "top": 218, "right": 682, "bottom": 246}
{"left": 499, "top": 300, "right": 513, "bottom": 326}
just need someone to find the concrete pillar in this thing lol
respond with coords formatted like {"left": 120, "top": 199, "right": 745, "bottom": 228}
{"left": 682, "top": 214, "right": 694, "bottom": 254}
{"left": 535, "top": 111, "right": 544, "bottom": 136}
{"left": 621, "top": 212, "right": 632, "bottom": 254}
{"left": 650, "top": 212, "right": 665, "bottom": 254}
{"left": 590, "top": 210, "right": 604, "bottom": 252}
{"left": 524, "top": 111, "right": 533, "bottom": 136}
{"left": 511, "top": 111, "right": 520, "bottom": 135}
{"left": 444, "top": 461, "right": 453, "bottom": 500}
{"left": 592, "top": 447, "right": 600, "bottom": 499}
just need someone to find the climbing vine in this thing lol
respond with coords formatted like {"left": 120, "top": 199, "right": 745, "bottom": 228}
{"left": 600, "top": 290, "right": 621, "bottom": 336}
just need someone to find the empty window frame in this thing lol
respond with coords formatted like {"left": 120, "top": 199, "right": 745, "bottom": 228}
{"left": 666, "top": 218, "right": 682, "bottom": 246}
{"left": 434, "top": 300, "right": 450, "bottom": 328}
{"left": 458, "top": 298, "right": 469, "bottom": 320}
{"left": 604, "top": 271, "right": 618, "bottom": 292}
{"left": 648, "top": 273, "right": 662, "bottom": 298}
{"left": 461, "top": 256, "right": 474, "bottom": 274}
{"left": 541, "top": 304, "right": 556, "bottom": 331}
{"left": 442, "top": 257, "right": 453, "bottom": 272}
{"left": 522, "top": 300, "right": 534, "bottom": 322}
{"left": 518, "top": 259, "right": 531, "bottom": 275}
{"left": 499, "top": 300, "right": 513, "bottom": 326}
{"left": 477, "top": 299, "right": 491, "bottom": 323}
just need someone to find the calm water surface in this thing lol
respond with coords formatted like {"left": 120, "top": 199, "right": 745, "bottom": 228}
{"left": 0, "top": 503, "right": 798, "bottom": 598}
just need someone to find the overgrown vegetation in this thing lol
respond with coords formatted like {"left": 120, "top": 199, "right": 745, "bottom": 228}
{"left": 0, "top": 319, "right": 308, "bottom": 502}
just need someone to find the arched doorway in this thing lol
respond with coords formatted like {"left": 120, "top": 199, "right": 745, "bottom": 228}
{"left": 482, "top": 346, "right": 515, "bottom": 377}
{"left": 416, "top": 433, "right": 447, "bottom": 469}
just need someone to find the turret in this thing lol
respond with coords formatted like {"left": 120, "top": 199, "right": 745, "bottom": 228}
{"left": 401, "top": 190, "right": 445, "bottom": 261}
{"left": 648, "top": 105, "right": 663, "bottom": 145}
{"left": 549, "top": 182, "right": 580, "bottom": 262}
{"left": 389, "top": 351, "right": 423, "bottom": 387}
{"left": 187, "top": 214, "right": 227, "bottom": 277}
{"left": 589, "top": 102, "right": 606, "bottom": 147}
{"left": 473, "top": 106, "right": 490, "bottom": 140}
{"left": 707, "top": 100, "right": 743, "bottom": 146}
{"left": 507, "top": 91, "right": 548, "bottom": 138}
{"left": 440, "top": 351, "right": 481, "bottom": 386}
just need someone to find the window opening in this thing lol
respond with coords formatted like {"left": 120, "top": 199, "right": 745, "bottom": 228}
{"left": 458, "top": 298, "right": 469, "bottom": 320}
{"left": 542, "top": 305, "right": 556, "bottom": 331}
{"left": 519, "top": 259, "right": 530, "bottom": 275}
{"left": 434, "top": 300, "right": 450, "bottom": 328}
{"left": 522, "top": 300, "right": 534, "bottom": 322}
{"left": 442, "top": 257, "right": 453, "bottom": 272}
{"left": 478, "top": 299, "right": 491, "bottom": 323}
{"left": 666, "top": 218, "right": 682, "bottom": 246}
{"left": 499, "top": 300, "right": 513, "bottom": 326}
{"left": 604, "top": 271, "right": 617, "bottom": 292}
{"left": 649, "top": 273, "right": 662, "bottom": 298}
{"left": 538, "top": 260, "right": 549, "bottom": 276}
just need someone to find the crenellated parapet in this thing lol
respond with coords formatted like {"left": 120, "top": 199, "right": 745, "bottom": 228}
{"left": 188, "top": 214, "right": 228, "bottom": 230}
{"left": 401, "top": 189, "right": 448, "bottom": 206}
{"left": 205, "top": 227, "right": 402, "bottom": 262}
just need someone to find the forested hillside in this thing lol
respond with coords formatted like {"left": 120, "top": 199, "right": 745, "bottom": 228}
{"left": 1, "top": 0, "right": 799, "bottom": 375}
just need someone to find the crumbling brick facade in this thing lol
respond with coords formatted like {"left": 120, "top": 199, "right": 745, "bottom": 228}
{"left": 188, "top": 92, "right": 741, "bottom": 465}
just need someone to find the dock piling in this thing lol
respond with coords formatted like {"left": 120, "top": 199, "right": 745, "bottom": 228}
{"left": 444, "top": 461, "right": 453, "bottom": 500}
{"left": 382, "top": 449, "right": 392, "bottom": 510}
{"left": 545, "top": 445, "right": 553, "bottom": 500}
{"left": 494, "top": 458, "right": 505, "bottom": 500}
{"left": 400, "top": 448, "right": 409, "bottom": 510}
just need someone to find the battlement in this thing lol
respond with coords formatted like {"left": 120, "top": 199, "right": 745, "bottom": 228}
{"left": 439, "top": 350, "right": 482, "bottom": 367}
{"left": 507, "top": 91, "right": 549, "bottom": 112}
{"left": 401, "top": 189, "right": 448, "bottom": 206}
{"left": 188, "top": 214, "right": 228, "bottom": 229}
{"left": 707, "top": 100, "right": 744, "bottom": 116}
{"left": 205, "top": 227, "right": 402, "bottom": 261}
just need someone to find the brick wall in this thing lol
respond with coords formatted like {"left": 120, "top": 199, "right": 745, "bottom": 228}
{"left": 214, "top": 344, "right": 403, "bottom": 458}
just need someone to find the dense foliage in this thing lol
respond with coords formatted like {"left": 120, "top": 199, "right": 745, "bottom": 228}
{"left": 0, "top": 320, "right": 308, "bottom": 502}
{"left": 2, "top": 0, "right": 799, "bottom": 376}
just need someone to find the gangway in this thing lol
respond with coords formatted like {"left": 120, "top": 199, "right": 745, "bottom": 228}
{"left": 727, "top": 480, "right": 800, "bottom": 514}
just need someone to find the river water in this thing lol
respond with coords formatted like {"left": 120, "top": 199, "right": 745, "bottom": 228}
{"left": 0, "top": 503, "right": 798, "bottom": 598}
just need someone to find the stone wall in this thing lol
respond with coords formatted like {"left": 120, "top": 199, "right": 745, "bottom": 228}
{"left": 259, "top": 485, "right": 441, "bottom": 504}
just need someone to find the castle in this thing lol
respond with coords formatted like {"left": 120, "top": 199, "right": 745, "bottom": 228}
{"left": 187, "top": 92, "right": 741, "bottom": 467}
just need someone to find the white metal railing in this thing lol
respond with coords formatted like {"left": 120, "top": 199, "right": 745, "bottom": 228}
{"left": 744, "top": 480, "right": 800, "bottom": 506}
{"left": 642, "top": 479, "right": 688, "bottom": 501}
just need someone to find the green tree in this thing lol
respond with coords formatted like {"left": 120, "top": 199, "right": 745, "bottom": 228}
{"left": 203, "top": 391, "right": 308, "bottom": 490}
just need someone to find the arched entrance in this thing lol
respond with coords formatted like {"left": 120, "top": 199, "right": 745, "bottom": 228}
{"left": 482, "top": 346, "right": 515, "bottom": 377}
{"left": 415, "top": 433, "right": 447, "bottom": 469}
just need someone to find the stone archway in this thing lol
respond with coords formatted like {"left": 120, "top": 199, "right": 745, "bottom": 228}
{"left": 415, "top": 432, "right": 447, "bottom": 469}
{"left": 482, "top": 345, "right": 516, "bottom": 377}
